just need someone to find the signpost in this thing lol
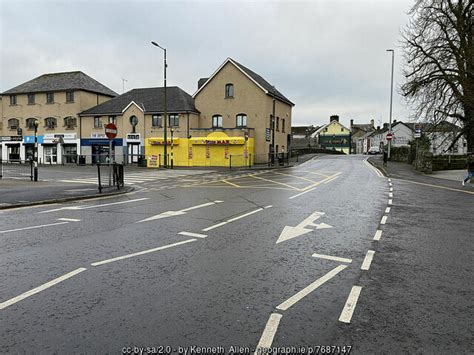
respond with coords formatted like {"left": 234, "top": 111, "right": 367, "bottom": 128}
{"left": 414, "top": 124, "right": 422, "bottom": 138}
{"left": 386, "top": 132, "right": 393, "bottom": 141}
{"left": 105, "top": 123, "right": 117, "bottom": 186}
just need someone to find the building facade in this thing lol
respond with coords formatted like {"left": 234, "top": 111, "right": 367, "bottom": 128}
{"left": 312, "top": 115, "right": 351, "bottom": 154}
{"left": 0, "top": 71, "right": 117, "bottom": 163}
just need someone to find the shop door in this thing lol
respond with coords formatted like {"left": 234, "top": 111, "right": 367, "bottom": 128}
{"left": 44, "top": 145, "right": 57, "bottom": 164}
{"left": 63, "top": 145, "right": 77, "bottom": 164}
{"left": 25, "top": 145, "right": 34, "bottom": 161}
{"left": 92, "top": 145, "right": 109, "bottom": 164}
{"left": 128, "top": 143, "right": 140, "bottom": 164}
{"left": 8, "top": 145, "right": 20, "bottom": 161}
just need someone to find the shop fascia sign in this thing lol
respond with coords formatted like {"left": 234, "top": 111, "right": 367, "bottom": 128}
{"left": 43, "top": 133, "right": 77, "bottom": 144}
{"left": 0, "top": 136, "right": 23, "bottom": 142}
{"left": 149, "top": 138, "right": 179, "bottom": 145}
{"left": 126, "top": 133, "right": 141, "bottom": 142}
{"left": 192, "top": 138, "right": 245, "bottom": 145}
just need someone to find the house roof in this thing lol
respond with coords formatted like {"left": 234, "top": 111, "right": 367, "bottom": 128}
{"left": 311, "top": 119, "right": 350, "bottom": 138}
{"left": 291, "top": 125, "right": 319, "bottom": 136}
{"left": 80, "top": 86, "right": 198, "bottom": 116}
{"left": 193, "top": 58, "right": 295, "bottom": 106}
{"left": 351, "top": 123, "right": 373, "bottom": 132}
{"left": 2, "top": 71, "right": 118, "bottom": 97}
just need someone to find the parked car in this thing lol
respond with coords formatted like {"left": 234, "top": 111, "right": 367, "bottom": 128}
{"left": 367, "top": 146, "right": 381, "bottom": 155}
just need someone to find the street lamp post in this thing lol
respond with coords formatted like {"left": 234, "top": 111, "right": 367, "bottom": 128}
{"left": 170, "top": 128, "right": 174, "bottom": 169}
{"left": 33, "top": 119, "right": 39, "bottom": 181}
{"left": 386, "top": 49, "right": 395, "bottom": 160}
{"left": 151, "top": 41, "right": 168, "bottom": 168}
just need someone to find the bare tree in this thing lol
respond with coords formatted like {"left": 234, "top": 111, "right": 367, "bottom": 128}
{"left": 402, "top": 0, "right": 474, "bottom": 152}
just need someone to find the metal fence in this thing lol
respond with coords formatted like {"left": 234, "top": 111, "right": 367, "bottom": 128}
{"left": 97, "top": 163, "right": 125, "bottom": 193}
{"left": 229, "top": 153, "right": 290, "bottom": 170}
{"left": 0, "top": 160, "right": 34, "bottom": 181}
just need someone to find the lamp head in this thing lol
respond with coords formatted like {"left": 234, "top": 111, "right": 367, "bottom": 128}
{"left": 34, "top": 119, "right": 39, "bottom": 128}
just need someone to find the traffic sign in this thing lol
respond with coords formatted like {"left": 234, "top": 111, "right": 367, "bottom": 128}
{"left": 105, "top": 123, "right": 117, "bottom": 140}
{"left": 386, "top": 132, "right": 394, "bottom": 141}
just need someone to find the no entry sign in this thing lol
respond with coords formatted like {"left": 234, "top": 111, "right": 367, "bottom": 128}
{"left": 386, "top": 132, "right": 393, "bottom": 141}
{"left": 105, "top": 123, "right": 117, "bottom": 140}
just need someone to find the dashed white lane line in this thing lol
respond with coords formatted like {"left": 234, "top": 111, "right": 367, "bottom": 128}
{"left": 312, "top": 253, "right": 352, "bottom": 264}
{"left": 254, "top": 313, "right": 282, "bottom": 351}
{"left": 339, "top": 285, "right": 362, "bottom": 323}
{"left": 361, "top": 250, "right": 375, "bottom": 270}
{"left": 288, "top": 173, "right": 341, "bottom": 199}
{"left": 373, "top": 230, "right": 383, "bottom": 241}
{"left": 57, "top": 218, "right": 81, "bottom": 222}
{"left": 388, "top": 199, "right": 393, "bottom": 205}
{"left": 0, "top": 268, "right": 87, "bottom": 310}
{"left": 389, "top": 183, "right": 393, "bottom": 187}
{"left": 264, "top": 205, "right": 273, "bottom": 209}
{"left": 178, "top": 231, "right": 207, "bottom": 239}
{"left": 0, "top": 221, "right": 69, "bottom": 234}
{"left": 202, "top": 207, "right": 267, "bottom": 232}
{"left": 389, "top": 187, "right": 393, "bottom": 192}
{"left": 276, "top": 265, "right": 347, "bottom": 311}
{"left": 90, "top": 239, "right": 196, "bottom": 266}
{"left": 381, "top": 216, "right": 388, "bottom": 224}
{"left": 385, "top": 207, "right": 391, "bottom": 214}
{"left": 388, "top": 178, "right": 391, "bottom": 182}
{"left": 389, "top": 192, "right": 393, "bottom": 198}
{"left": 202, "top": 221, "right": 228, "bottom": 232}
{"left": 39, "top": 198, "right": 149, "bottom": 214}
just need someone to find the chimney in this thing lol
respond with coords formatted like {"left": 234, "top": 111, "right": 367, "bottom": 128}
{"left": 198, "top": 78, "right": 208, "bottom": 89}
{"left": 377, "top": 125, "right": 380, "bottom": 130}
{"left": 370, "top": 119, "right": 374, "bottom": 127}
{"left": 330, "top": 115, "right": 339, "bottom": 123}
{"left": 383, "top": 123, "right": 389, "bottom": 130}
{"left": 350, "top": 119, "right": 354, "bottom": 128}
{"left": 393, "top": 119, "right": 397, "bottom": 123}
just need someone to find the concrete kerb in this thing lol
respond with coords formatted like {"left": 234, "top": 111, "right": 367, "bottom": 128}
{"left": 367, "top": 157, "right": 388, "bottom": 177}
{"left": 0, "top": 186, "right": 135, "bottom": 210}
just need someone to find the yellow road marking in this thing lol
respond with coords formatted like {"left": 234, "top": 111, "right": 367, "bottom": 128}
{"left": 222, "top": 179, "right": 241, "bottom": 188}
{"left": 300, "top": 172, "right": 341, "bottom": 191}
{"left": 181, "top": 185, "right": 293, "bottom": 190}
{"left": 248, "top": 174, "right": 301, "bottom": 190}
{"left": 297, "top": 170, "right": 332, "bottom": 178}
{"left": 272, "top": 171, "right": 320, "bottom": 184}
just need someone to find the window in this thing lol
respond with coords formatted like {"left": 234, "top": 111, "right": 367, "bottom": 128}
{"left": 276, "top": 117, "right": 280, "bottom": 131}
{"left": 236, "top": 114, "right": 247, "bottom": 127}
{"left": 341, "top": 128, "right": 344, "bottom": 132}
{"left": 108, "top": 116, "right": 116, "bottom": 124}
{"left": 212, "top": 115, "right": 223, "bottom": 128}
{"left": 225, "top": 83, "right": 234, "bottom": 98}
{"left": 10, "top": 95, "right": 17, "bottom": 105}
{"left": 28, "top": 94, "right": 35, "bottom": 105}
{"left": 94, "top": 116, "right": 102, "bottom": 128}
{"left": 270, "top": 115, "right": 274, "bottom": 129}
{"left": 66, "top": 91, "right": 74, "bottom": 103}
{"left": 46, "top": 92, "right": 54, "bottom": 103}
{"left": 282, "top": 118, "right": 285, "bottom": 132}
{"left": 26, "top": 118, "right": 37, "bottom": 129}
{"left": 8, "top": 118, "right": 19, "bottom": 130}
{"left": 64, "top": 116, "right": 76, "bottom": 129}
{"left": 169, "top": 114, "right": 179, "bottom": 127}
{"left": 45, "top": 117, "right": 57, "bottom": 129}
{"left": 152, "top": 114, "right": 162, "bottom": 127}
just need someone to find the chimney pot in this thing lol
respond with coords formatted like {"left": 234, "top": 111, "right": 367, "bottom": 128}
{"left": 371, "top": 119, "right": 374, "bottom": 126}
{"left": 330, "top": 115, "right": 339, "bottom": 123}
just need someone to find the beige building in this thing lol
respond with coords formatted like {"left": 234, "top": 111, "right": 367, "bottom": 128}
{"left": 193, "top": 58, "right": 294, "bottom": 163}
{"left": 1, "top": 71, "right": 117, "bottom": 163}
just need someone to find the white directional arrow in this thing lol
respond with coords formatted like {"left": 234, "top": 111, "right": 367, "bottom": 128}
{"left": 276, "top": 211, "right": 332, "bottom": 244}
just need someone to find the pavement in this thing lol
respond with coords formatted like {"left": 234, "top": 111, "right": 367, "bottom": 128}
{"left": 0, "top": 155, "right": 472, "bottom": 353}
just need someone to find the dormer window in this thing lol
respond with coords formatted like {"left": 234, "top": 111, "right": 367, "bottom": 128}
{"left": 225, "top": 83, "right": 234, "bottom": 98}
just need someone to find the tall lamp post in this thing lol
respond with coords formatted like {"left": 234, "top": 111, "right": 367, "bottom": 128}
{"left": 386, "top": 49, "right": 394, "bottom": 160}
{"left": 151, "top": 41, "right": 168, "bottom": 168}
{"left": 33, "top": 119, "right": 39, "bottom": 181}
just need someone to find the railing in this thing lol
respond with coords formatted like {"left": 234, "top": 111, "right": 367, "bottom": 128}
{"left": 0, "top": 160, "right": 34, "bottom": 181}
{"left": 229, "top": 153, "right": 290, "bottom": 170}
{"left": 97, "top": 163, "right": 125, "bottom": 193}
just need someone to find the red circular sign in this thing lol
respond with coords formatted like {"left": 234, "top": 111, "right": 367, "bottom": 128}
{"left": 386, "top": 132, "right": 393, "bottom": 140}
{"left": 105, "top": 123, "right": 117, "bottom": 139}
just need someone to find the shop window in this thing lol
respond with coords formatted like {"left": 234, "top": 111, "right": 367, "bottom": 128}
{"left": 152, "top": 114, "right": 162, "bottom": 127}
{"left": 225, "top": 83, "right": 234, "bottom": 98}
{"left": 64, "top": 116, "right": 76, "bottom": 129}
{"left": 45, "top": 117, "right": 57, "bottom": 129}
{"left": 28, "top": 94, "right": 35, "bottom": 105}
{"left": 169, "top": 114, "right": 179, "bottom": 127}
{"left": 66, "top": 91, "right": 74, "bottom": 103}
{"left": 8, "top": 118, "right": 19, "bottom": 130}
{"left": 212, "top": 115, "right": 223, "bottom": 128}
{"left": 236, "top": 114, "right": 247, "bottom": 127}
{"left": 26, "top": 118, "right": 37, "bottom": 130}
{"left": 94, "top": 116, "right": 102, "bottom": 128}
{"left": 46, "top": 92, "right": 54, "bottom": 104}
{"left": 10, "top": 95, "right": 17, "bottom": 105}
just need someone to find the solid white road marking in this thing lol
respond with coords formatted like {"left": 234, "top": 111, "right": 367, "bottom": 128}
{"left": 178, "top": 231, "right": 207, "bottom": 239}
{"left": 388, "top": 199, "right": 393, "bottom": 205}
{"left": 0, "top": 221, "right": 69, "bottom": 234}
{"left": 91, "top": 239, "right": 196, "bottom": 266}
{"left": 57, "top": 218, "right": 81, "bottom": 222}
{"left": 254, "top": 313, "right": 283, "bottom": 352}
{"left": 381, "top": 216, "right": 388, "bottom": 224}
{"left": 361, "top": 250, "right": 375, "bottom": 270}
{"left": 202, "top": 207, "right": 268, "bottom": 232}
{"left": 339, "top": 286, "right": 362, "bottom": 323}
{"left": 38, "top": 198, "right": 149, "bottom": 214}
{"left": 264, "top": 205, "right": 273, "bottom": 209}
{"left": 373, "top": 230, "right": 382, "bottom": 241}
{"left": 312, "top": 253, "right": 352, "bottom": 264}
{"left": 385, "top": 207, "right": 391, "bottom": 214}
{"left": 202, "top": 221, "right": 228, "bottom": 232}
{"left": 276, "top": 265, "right": 347, "bottom": 311}
{"left": 137, "top": 200, "right": 220, "bottom": 223}
{"left": 364, "top": 160, "right": 383, "bottom": 177}
{"left": 288, "top": 173, "right": 341, "bottom": 199}
{"left": 0, "top": 268, "right": 87, "bottom": 310}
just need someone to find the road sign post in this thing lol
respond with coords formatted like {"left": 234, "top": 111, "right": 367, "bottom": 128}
{"left": 105, "top": 123, "right": 117, "bottom": 186}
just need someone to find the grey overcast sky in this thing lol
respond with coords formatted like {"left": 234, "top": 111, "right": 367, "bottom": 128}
{"left": 0, "top": 0, "right": 413, "bottom": 128}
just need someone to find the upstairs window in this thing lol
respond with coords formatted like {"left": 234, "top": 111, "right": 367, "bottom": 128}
{"left": 225, "top": 83, "right": 234, "bottom": 98}
{"left": 46, "top": 92, "right": 54, "bottom": 103}
{"left": 66, "top": 91, "right": 74, "bottom": 103}
{"left": 270, "top": 115, "right": 274, "bottom": 129}
{"left": 64, "top": 116, "right": 76, "bottom": 129}
{"left": 108, "top": 116, "right": 116, "bottom": 124}
{"left": 212, "top": 115, "right": 223, "bottom": 128}
{"left": 236, "top": 114, "right": 247, "bottom": 127}
{"left": 10, "top": 95, "right": 17, "bottom": 105}
{"left": 94, "top": 116, "right": 102, "bottom": 128}
{"left": 28, "top": 94, "right": 35, "bottom": 105}
{"left": 152, "top": 114, "right": 162, "bottom": 127}
{"left": 169, "top": 114, "right": 179, "bottom": 127}
{"left": 45, "top": 117, "right": 57, "bottom": 129}
{"left": 8, "top": 118, "right": 19, "bottom": 130}
{"left": 282, "top": 118, "right": 285, "bottom": 132}
{"left": 276, "top": 117, "right": 280, "bottom": 131}
{"left": 26, "top": 118, "right": 37, "bottom": 130}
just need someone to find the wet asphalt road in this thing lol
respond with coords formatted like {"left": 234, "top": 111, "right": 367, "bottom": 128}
{"left": 0, "top": 155, "right": 472, "bottom": 354}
